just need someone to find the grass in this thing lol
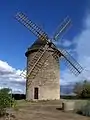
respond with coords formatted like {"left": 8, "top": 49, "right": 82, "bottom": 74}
{"left": 1, "top": 99, "right": 90, "bottom": 120}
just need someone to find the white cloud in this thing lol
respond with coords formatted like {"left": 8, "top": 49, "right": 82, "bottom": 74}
{"left": 75, "top": 13, "right": 90, "bottom": 74}
{"left": 61, "top": 39, "right": 74, "bottom": 47}
{"left": 0, "top": 60, "right": 26, "bottom": 94}
{"left": 60, "top": 13, "right": 90, "bottom": 85}
{"left": 54, "top": 39, "right": 75, "bottom": 48}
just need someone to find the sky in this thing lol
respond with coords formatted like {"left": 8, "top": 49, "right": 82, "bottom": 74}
{"left": 0, "top": 0, "right": 90, "bottom": 93}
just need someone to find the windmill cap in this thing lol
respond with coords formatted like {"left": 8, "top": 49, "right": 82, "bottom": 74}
{"left": 25, "top": 39, "right": 57, "bottom": 57}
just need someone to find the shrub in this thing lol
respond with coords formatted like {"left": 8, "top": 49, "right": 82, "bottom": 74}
{"left": 0, "top": 88, "right": 15, "bottom": 116}
{"left": 76, "top": 101, "right": 90, "bottom": 117}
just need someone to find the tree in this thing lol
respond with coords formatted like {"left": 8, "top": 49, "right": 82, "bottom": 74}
{"left": 0, "top": 88, "right": 14, "bottom": 116}
{"left": 73, "top": 82, "right": 83, "bottom": 97}
{"left": 81, "top": 81, "right": 90, "bottom": 98}
{"left": 73, "top": 80, "right": 90, "bottom": 98}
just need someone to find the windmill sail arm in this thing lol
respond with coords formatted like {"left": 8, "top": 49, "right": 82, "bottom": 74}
{"left": 58, "top": 48, "right": 83, "bottom": 76}
{"left": 63, "top": 58, "right": 81, "bottom": 76}
{"left": 63, "top": 55, "right": 82, "bottom": 75}
{"left": 15, "top": 12, "right": 49, "bottom": 41}
{"left": 53, "top": 17, "right": 71, "bottom": 41}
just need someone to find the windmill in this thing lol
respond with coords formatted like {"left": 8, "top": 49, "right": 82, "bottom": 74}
{"left": 15, "top": 12, "right": 83, "bottom": 100}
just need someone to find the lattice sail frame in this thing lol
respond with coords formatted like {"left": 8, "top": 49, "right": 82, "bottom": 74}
{"left": 15, "top": 12, "right": 49, "bottom": 41}
{"left": 57, "top": 48, "right": 83, "bottom": 76}
{"left": 15, "top": 12, "right": 83, "bottom": 79}
{"left": 53, "top": 16, "right": 71, "bottom": 41}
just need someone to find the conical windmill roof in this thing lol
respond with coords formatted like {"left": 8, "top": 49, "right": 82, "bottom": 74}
{"left": 25, "top": 39, "right": 57, "bottom": 57}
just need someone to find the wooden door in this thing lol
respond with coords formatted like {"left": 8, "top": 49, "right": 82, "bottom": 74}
{"left": 34, "top": 87, "right": 38, "bottom": 99}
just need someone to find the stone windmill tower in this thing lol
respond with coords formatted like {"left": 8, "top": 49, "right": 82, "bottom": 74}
{"left": 15, "top": 13, "right": 83, "bottom": 100}
{"left": 25, "top": 39, "right": 60, "bottom": 100}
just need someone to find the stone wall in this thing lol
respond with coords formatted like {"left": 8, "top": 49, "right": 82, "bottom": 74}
{"left": 26, "top": 48, "right": 60, "bottom": 100}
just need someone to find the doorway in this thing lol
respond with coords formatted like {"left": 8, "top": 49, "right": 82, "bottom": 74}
{"left": 34, "top": 87, "right": 38, "bottom": 99}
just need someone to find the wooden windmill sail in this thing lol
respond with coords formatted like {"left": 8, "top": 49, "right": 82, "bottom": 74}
{"left": 15, "top": 12, "right": 83, "bottom": 100}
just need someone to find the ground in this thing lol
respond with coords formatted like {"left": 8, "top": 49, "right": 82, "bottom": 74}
{"left": 1, "top": 99, "right": 90, "bottom": 120}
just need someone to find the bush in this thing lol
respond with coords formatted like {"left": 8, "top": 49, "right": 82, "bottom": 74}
{"left": 76, "top": 101, "right": 90, "bottom": 117}
{"left": 0, "top": 88, "right": 15, "bottom": 116}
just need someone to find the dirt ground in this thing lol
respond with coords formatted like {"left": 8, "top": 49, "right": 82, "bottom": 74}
{"left": 1, "top": 100, "right": 90, "bottom": 120}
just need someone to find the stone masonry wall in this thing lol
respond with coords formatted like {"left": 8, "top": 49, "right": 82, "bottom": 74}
{"left": 26, "top": 48, "right": 60, "bottom": 100}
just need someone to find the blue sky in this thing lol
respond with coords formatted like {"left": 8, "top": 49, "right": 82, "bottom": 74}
{"left": 0, "top": 0, "right": 89, "bottom": 69}
{"left": 0, "top": 0, "right": 90, "bottom": 93}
